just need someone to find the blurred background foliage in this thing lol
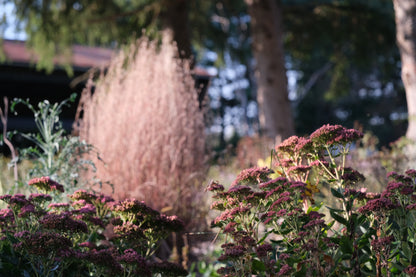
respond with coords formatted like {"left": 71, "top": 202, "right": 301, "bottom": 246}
{"left": 0, "top": 0, "right": 407, "bottom": 148}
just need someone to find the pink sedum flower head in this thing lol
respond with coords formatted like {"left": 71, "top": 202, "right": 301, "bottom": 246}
{"left": 310, "top": 124, "right": 363, "bottom": 146}
{"left": 28, "top": 177, "right": 64, "bottom": 193}
{"left": 232, "top": 166, "right": 273, "bottom": 187}
{"left": 276, "top": 135, "right": 313, "bottom": 155}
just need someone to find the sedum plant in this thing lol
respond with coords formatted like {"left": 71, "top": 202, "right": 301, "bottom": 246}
{"left": 0, "top": 176, "right": 188, "bottom": 277}
{"left": 209, "top": 124, "right": 416, "bottom": 276}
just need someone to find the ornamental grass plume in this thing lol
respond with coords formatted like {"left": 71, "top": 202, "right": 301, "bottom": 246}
{"left": 74, "top": 33, "right": 207, "bottom": 230}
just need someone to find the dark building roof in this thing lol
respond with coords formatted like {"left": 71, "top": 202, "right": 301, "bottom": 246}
{"left": 2, "top": 39, "right": 113, "bottom": 69}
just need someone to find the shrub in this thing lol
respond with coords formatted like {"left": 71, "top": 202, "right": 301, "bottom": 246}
{"left": 0, "top": 177, "right": 187, "bottom": 277}
{"left": 74, "top": 34, "right": 207, "bottom": 229}
{"left": 209, "top": 124, "right": 416, "bottom": 276}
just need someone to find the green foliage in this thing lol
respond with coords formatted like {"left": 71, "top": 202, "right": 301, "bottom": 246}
{"left": 209, "top": 124, "right": 416, "bottom": 276}
{"left": 10, "top": 95, "right": 103, "bottom": 199}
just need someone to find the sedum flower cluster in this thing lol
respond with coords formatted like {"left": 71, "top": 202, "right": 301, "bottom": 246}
{"left": 210, "top": 124, "right": 416, "bottom": 276}
{"left": 0, "top": 177, "right": 187, "bottom": 277}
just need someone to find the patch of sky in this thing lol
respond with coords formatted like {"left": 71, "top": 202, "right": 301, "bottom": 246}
{"left": 1, "top": 2, "right": 26, "bottom": 40}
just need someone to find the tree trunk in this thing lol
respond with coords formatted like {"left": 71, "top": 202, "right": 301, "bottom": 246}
{"left": 161, "top": 0, "right": 193, "bottom": 61}
{"left": 245, "top": 0, "right": 294, "bottom": 140}
{"left": 393, "top": 0, "right": 416, "bottom": 140}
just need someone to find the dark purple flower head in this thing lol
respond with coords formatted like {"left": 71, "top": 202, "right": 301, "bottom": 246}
{"left": 279, "top": 253, "right": 290, "bottom": 260}
{"left": 150, "top": 261, "right": 188, "bottom": 277}
{"left": 77, "top": 214, "right": 105, "bottom": 228}
{"left": 238, "top": 235, "right": 256, "bottom": 247}
{"left": 256, "top": 243, "right": 273, "bottom": 257}
{"left": 265, "top": 186, "right": 285, "bottom": 198}
{"left": 276, "top": 209, "right": 287, "bottom": 217}
{"left": 232, "top": 166, "right": 273, "bottom": 186}
{"left": 310, "top": 124, "right": 363, "bottom": 146}
{"left": 7, "top": 194, "right": 29, "bottom": 209}
{"left": 217, "top": 266, "right": 235, "bottom": 275}
{"left": 206, "top": 181, "right": 225, "bottom": 192}
{"left": 401, "top": 186, "right": 414, "bottom": 195}
{"left": 245, "top": 191, "right": 267, "bottom": 204}
{"left": 270, "top": 196, "right": 291, "bottom": 210}
{"left": 259, "top": 177, "right": 287, "bottom": 190}
{"left": 28, "top": 193, "right": 52, "bottom": 203}
{"left": 371, "top": 235, "right": 394, "bottom": 252}
{"left": 117, "top": 248, "right": 150, "bottom": 277}
{"left": 229, "top": 203, "right": 251, "bottom": 216}
{"left": 228, "top": 185, "right": 252, "bottom": 194}
{"left": 86, "top": 248, "right": 123, "bottom": 274}
{"left": 18, "top": 204, "right": 36, "bottom": 218}
{"left": 387, "top": 171, "right": 398, "bottom": 179}
{"left": 73, "top": 203, "right": 96, "bottom": 214}
{"left": 28, "top": 177, "right": 64, "bottom": 193}
{"left": 406, "top": 169, "right": 416, "bottom": 178}
{"left": 278, "top": 264, "right": 293, "bottom": 276}
{"left": 14, "top": 230, "right": 30, "bottom": 238}
{"left": 14, "top": 231, "right": 72, "bottom": 257}
{"left": 224, "top": 221, "right": 237, "bottom": 233}
{"left": 308, "top": 211, "right": 325, "bottom": 219}
{"left": 303, "top": 219, "right": 325, "bottom": 229}
{"left": 218, "top": 245, "right": 246, "bottom": 261}
{"left": 290, "top": 181, "right": 307, "bottom": 190}
{"left": 405, "top": 265, "right": 416, "bottom": 275}
{"left": 358, "top": 198, "right": 398, "bottom": 214}
{"left": 40, "top": 212, "right": 88, "bottom": 233}
{"left": 386, "top": 181, "right": 405, "bottom": 192}
{"left": 341, "top": 167, "right": 365, "bottom": 186}
{"left": 156, "top": 214, "right": 185, "bottom": 233}
{"left": 0, "top": 194, "right": 12, "bottom": 203}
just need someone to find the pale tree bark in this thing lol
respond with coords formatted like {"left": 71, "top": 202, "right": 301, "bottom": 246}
{"left": 393, "top": 0, "right": 416, "bottom": 140}
{"left": 245, "top": 0, "right": 295, "bottom": 141}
